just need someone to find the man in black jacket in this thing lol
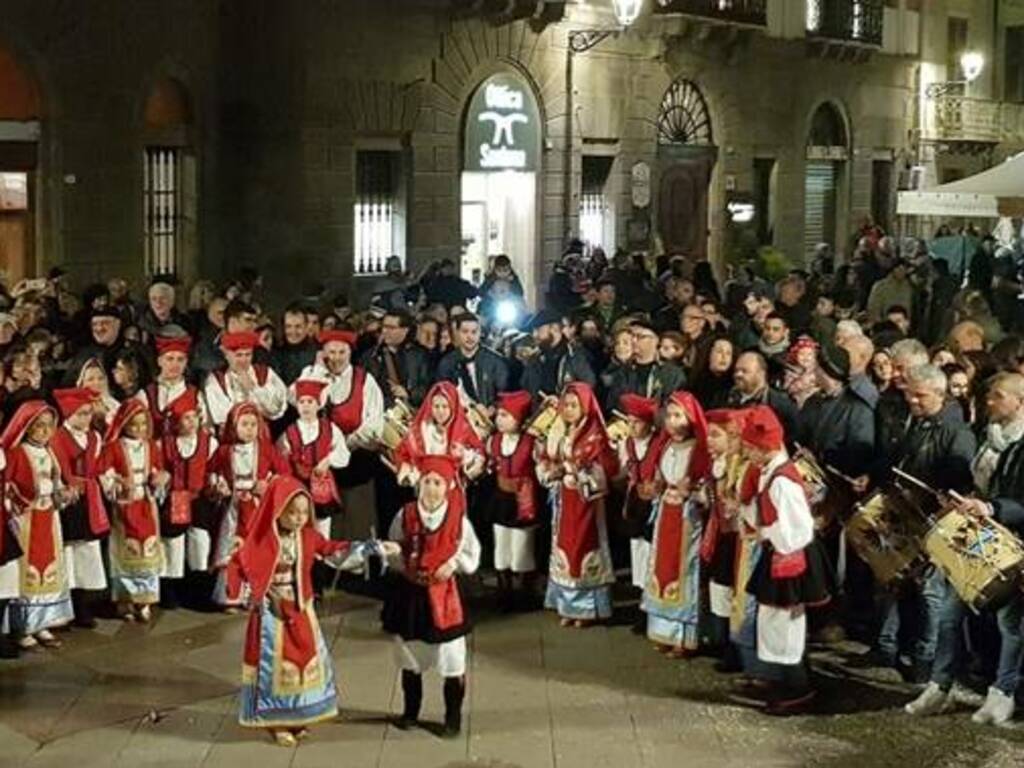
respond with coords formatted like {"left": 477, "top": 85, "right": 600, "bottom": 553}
{"left": 623, "top": 319, "right": 686, "bottom": 402}
{"left": 871, "top": 363, "right": 976, "bottom": 685}
{"left": 520, "top": 309, "right": 595, "bottom": 400}
{"left": 270, "top": 303, "right": 318, "bottom": 385}
{"left": 361, "top": 309, "right": 430, "bottom": 408}
{"left": 907, "top": 371, "right": 1024, "bottom": 722}
{"left": 436, "top": 312, "right": 509, "bottom": 410}
{"left": 727, "top": 350, "right": 799, "bottom": 445}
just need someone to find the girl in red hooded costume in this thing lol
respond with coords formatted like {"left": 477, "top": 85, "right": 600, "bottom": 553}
{"left": 226, "top": 475, "right": 396, "bottom": 747}
{"left": 641, "top": 391, "right": 710, "bottom": 656}
{"left": 99, "top": 398, "right": 169, "bottom": 622}
{"left": 395, "top": 381, "right": 485, "bottom": 487}
{"left": 3, "top": 401, "right": 75, "bottom": 649}
{"left": 539, "top": 382, "right": 618, "bottom": 627}
{"left": 210, "top": 402, "right": 289, "bottom": 609}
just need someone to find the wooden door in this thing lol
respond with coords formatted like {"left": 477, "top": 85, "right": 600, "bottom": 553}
{"left": 0, "top": 210, "right": 31, "bottom": 282}
{"left": 658, "top": 157, "right": 712, "bottom": 259}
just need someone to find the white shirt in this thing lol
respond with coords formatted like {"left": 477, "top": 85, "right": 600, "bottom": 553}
{"left": 299, "top": 362, "right": 384, "bottom": 449}
{"left": 136, "top": 379, "right": 188, "bottom": 414}
{"left": 203, "top": 365, "right": 288, "bottom": 426}
{"left": 387, "top": 500, "right": 482, "bottom": 577}
{"left": 276, "top": 419, "right": 351, "bottom": 469}
{"left": 755, "top": 452, "right": 814, "bottom": 555}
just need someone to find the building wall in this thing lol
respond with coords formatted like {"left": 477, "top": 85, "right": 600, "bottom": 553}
{"left": 0, "top": 0, "right": 933, "bottom": 306}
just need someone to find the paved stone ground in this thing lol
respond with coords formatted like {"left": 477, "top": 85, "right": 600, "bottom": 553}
{"left": 2, "top": 587, "right": 1024, "bottom": 768}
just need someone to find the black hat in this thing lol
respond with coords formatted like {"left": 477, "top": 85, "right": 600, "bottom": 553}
{"left": 528, "top": 309, "right": 562, "bottom": 331}
{"left": 818, "top": 342, "right": 850, "bottom": 383}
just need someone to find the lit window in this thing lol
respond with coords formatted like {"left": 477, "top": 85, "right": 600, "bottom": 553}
{"left": 354, "top": 150, "right": 405, "bottom": 275}
{"left": 579, "top": 156, "right": 615, "bottom": 256}
{"left": 143, "top": 147, "right": 181, "bottom": 276}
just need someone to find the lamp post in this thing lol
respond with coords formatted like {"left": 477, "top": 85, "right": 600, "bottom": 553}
{"left": 925, "top": 50, "right": 985, "bottom": 98}
{"left": 569, "top": 0, "right": 645, "bottom": 53}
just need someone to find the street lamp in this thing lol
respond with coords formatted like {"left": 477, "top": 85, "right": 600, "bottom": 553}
{"left": 959, "top": 51, "right": 985, "bottom": 83}
{"left": 570, "top": 0, "right": 645, "bottom": 53}
{"left": 612, "top": 0, "right": 644, "bottom": 27}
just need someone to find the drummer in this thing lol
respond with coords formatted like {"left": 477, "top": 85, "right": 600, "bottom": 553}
{"left": 906, "top": 371, "right": 1024, "bottom": 725}
{"left": 796, "top": 342, "right": 876, "bottom": 642}
{"left": 867, "top": 364, "right": 976, "bottom": 685}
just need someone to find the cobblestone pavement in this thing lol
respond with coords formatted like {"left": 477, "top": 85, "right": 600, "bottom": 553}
{"left": 2, "top": 589, "right": 1024, "bottom": 768}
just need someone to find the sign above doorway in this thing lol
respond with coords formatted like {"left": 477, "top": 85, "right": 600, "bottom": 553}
{"left": 463, "top": 72, "right": 541, "bottom": 172}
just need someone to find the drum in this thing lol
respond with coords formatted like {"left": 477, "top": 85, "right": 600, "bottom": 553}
{"left": 924, "top": 507, "right": 1024, "bottom": 612}
{"left": 845, "top": 489, "right": 929, "bottom": 586}
{"left": 606, "top": 415, "right": 631, "bottom": 448}
{"left": 526, "top": 402, "right": 560, "bottom": 439}
{"left": 793, "top": 451, "right": 829, "bottom": 506}
{"left": 466, "top": 403, "right": 494, "bottom": 441}
{"left": 380, "top": 399, "right": 413, "bottom": 452}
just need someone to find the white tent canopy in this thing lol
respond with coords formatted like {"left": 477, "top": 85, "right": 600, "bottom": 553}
{"left": 897, "top": 152, "right": 1024, "bottom": 218}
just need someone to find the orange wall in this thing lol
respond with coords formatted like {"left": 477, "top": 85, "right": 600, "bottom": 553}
{"left": 0, "top": 46, "right": 40, "bottom": 120}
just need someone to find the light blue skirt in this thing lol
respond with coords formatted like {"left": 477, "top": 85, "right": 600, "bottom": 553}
{"left": 544, "top": 581, "right": 613, "bottom": 620}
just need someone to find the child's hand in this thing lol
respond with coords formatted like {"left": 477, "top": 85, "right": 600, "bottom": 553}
{"left": 152, "top": 470, "right": 171, "bottom": 489}
{"left": 255, "top": 479, "right": 268, "bottom": 497}
{"left": 377, "top": 541, "right": 401, "bottom": 558}
{"left": 432, "top": 560, "right": 456, "bottom": 582}
{"left": 314, "top": 458, "right": 331, "bottom": 475}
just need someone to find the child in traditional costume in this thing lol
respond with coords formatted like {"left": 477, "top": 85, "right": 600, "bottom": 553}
{"left": 395, "top": 381, "right": 485, "bottom": 487}
{"left": 100, "top": 399, "right": 169, "bottom": 622}
{"left": 3, "top": 401, "right": 74, "bottom": 649}
{"left": 702, "top": 409, "right": 757, "bottom": 672}
{"left": 382, "top": 455, "right": 481, "bottom": 737}
{"left": 484, "top": 390, "right": 540, "bottom": 611}
{"left": 161, "top": 390, "right": 218, "bottom": 609}
{"left": 539, "top": 382, "right": 618, "bottom": 628}
{"left": 642, "top": 391, "right": 709, "bottom": 656}
{"left": 277, "top": 379, "right": 349, "bottom": 538}
{"left": 51, "top": 388, "right": 110, "bottom": 629}
{"left": 211, "top": 402, "right": 289, "bottom": 609}
{"left": 738, "top": 405, "right": 829, "bottom": 715}
{"left": 139, "top": 335, "right": 195, "bottom": 438}
{"left": 617, "top": 393, "right": 667, "bottom": 631}
{"left": 75, "top": 357, "right": 120, "bottom": 430}
{"left": 226, "top": 475, "right": 396, "bottom": 747}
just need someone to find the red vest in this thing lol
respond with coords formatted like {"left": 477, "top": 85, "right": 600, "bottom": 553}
{"left": 757, "top": 461, "right": 809, "bottom": 579}
{"left": 51, "top": 427, "right": 110, "bottom": 537}
{"left": 401, "top": 500, "right": 465, "bottom": 630}
{"left": 488, "top": 432, "right": 538, "bottom": 523}
{"left": 329, "top": 367, "right": 366, "bottom": 435}
{"left": 284, "top": 420, "right": 334, "bottom": 481}
{"left": 163, "top": 431, "right": 211, "bottom": 493}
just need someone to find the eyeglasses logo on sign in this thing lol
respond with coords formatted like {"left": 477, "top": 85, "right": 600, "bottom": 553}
{"left": 465, "top": 74, "right": 540, "bottom": 173}
{"left": 478, "top": 85, "right": 529, "bottom": 169}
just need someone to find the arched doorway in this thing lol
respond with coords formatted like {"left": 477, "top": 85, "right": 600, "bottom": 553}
{"left": 804, "top": 101, "right": 849, "bottom": 261}
{"left": 0, "top": 44, "right": 41, "bottom": 282}
{"left": 142, "top": 76, "right": 197, "bottom": 279}
{"left": 460, "top": 71, "right": 542, "bottom": 303}
{"left": 656, "top": 78, "right": 716, "bottom": 261}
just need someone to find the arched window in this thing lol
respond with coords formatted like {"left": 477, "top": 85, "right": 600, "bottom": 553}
{"left": 807, "top": 102, "right": 847, "bottom": 150}
{"left": 142, "top": 77, "right": 195, "bottom": 277}
{"left": 657, "top": 78, "right": 713, "bottom": 147}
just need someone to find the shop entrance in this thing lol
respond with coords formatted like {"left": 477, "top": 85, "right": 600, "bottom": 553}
{"left": 460, "top": 72, "right": 541, "bottom": 304}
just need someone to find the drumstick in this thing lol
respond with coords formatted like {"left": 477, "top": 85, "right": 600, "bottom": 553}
{"left": 824, "top": 463, "right": 858, "bottom": 486}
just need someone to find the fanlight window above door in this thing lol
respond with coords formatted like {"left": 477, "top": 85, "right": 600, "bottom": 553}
{"left": 657, "top": 78, "right": 713, "bottom": 147}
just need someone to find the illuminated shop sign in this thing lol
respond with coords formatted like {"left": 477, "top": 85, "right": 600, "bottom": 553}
{"left": 464, "top": 73, "right": 540, "bottom": 172}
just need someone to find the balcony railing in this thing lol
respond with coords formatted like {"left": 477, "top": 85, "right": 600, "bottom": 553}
{"left": 654, "top": 0, "right": 767, "bottom": 26}
{"left": 922, "top": 94, "right": 1024, "bottom": 145}
{"left": 806, "top": 0, "right": 883, "bottom": 46}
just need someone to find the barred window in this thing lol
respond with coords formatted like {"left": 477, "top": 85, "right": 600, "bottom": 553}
{"left": 143, "top": 147, "right": 182, "bottom": 276}
{"left": 354, "top": 150, "right": 405, "bottom": 275}
{"left": 579, "top": 156, "right": 615, "bottom": 256}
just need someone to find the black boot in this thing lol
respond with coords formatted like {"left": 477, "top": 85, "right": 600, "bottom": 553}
{"left": 496, "top": 571, "right": 513, "bottom": 613}
{"left": 72, "top": 590, "right": 97, "bottom": 629}
{"left": 395, "top": 671, "right": 422, "bottom": 729}
{"left": 442, "top": 676, "right": 465, "bottom": 738}
{"left": 0, "top": 602, "right": 18, "bottom": 659}
{"left": 160, "top": 579, "right": 181, "bottom": 610}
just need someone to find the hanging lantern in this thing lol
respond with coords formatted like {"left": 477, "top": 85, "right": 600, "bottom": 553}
{"left": 612, "top": 0, "right": 643, "bottom": 27}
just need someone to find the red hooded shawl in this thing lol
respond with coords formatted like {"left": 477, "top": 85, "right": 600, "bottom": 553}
{"left": 396, "top": 381, "right": 483, "bottom": 469}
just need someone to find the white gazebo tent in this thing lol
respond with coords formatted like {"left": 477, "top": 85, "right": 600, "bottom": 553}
{"left": 897, "top": 152, "right": 1024, "bottom": 219}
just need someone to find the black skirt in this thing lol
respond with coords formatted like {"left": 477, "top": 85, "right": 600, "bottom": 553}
{"left": 747, "top": 539, "right": 831, "bottom": 609}
{"left": 334, "top": 449, "right": 379, "bottom": 489}
{"left": 481, "top": 479, "right": 535, "bottom": 529}
{"left": 380, "top": 574, "right": 471, "bottom": 644}
{"left": 708, "top": 531, "right": 738, "bottom": 587}
{"left": 622, "top": 493, "right": 655, "bottom": 541}
{"left": 59, "top": 501, "right": 103, "bottom": 543}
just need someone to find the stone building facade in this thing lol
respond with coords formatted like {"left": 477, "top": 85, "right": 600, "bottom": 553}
{"left": 1, "top": 0, "right": 1016, "bottom": 308}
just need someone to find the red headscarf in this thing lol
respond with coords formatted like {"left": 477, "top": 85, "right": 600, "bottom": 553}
{"left": 560, "top": 382, "right": 618, "bottom": 476}
{"left": 665, "top": 390, "right": 711, "bottom": 483}
{"left": 318, "top": 329, "right": 357, "bottom": 349}
{"left": 495, "top": 391, "right": 533, "bottom": 425}
{"left": 0, "top": 400, "right": 55, "bottom": 451}
{"left": 786, "top": 335, "right": 819, "bottom": 367}
{"left": 232, "top": 475, "right": 312, "bottom": 604}
{"left": 741, "top": 405, "right": 785, "bottom": 451}
{"left": 619, "top": 393, "right": 659, "bottom": 424}
{"left": 53, "top": 388, "right": 98, "bottom": 420}
{"left": 166, "top": 390, "right": 200, "bottom": 433}
{"left": 706, "top": 408, "right": 749, "bottom": 432}
{"left": 105, "top": 398, "right": 151, "bottom": 443}
{"left": 219, "top": 402, "right": 272, "bottom": 447}
{"left": 404, "top": 381, "right": 483, "bottom": 459}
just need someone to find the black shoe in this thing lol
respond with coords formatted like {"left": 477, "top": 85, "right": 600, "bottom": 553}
{"left": 900, "top": 660, "right": 932, "bottom": 685}
{"left": 0, "top": 636, "right": 20, "bottom": 659}
{"left": 393, "top": 715, "right": 417, "bottom": 731}
{"left": 399, "top": 671, "right": 422, "bottom": 729}
{"left": 714, "top": 652, "right": 743, "bottom": 674}
{"left": 71, "top": 591, "right": 98, "bottom": 629}
{"left": 159, "top": 580, "right": 181, "bottom": 610}
{"left": 442, "top": 676, "right": 464, "bottom": 739}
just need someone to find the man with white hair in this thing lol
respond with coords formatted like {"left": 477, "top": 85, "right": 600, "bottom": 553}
{"left": 139, "top": 279, "right": 190, "bottom": 341}
{"left": 869, "top": 363, "right": 976, "bottom": 683}
{"left": 871, "top": 338, "right": 930, "bottom": 463}
{"left": 907, "top": 371, "right": 1024, "bottom": 723}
